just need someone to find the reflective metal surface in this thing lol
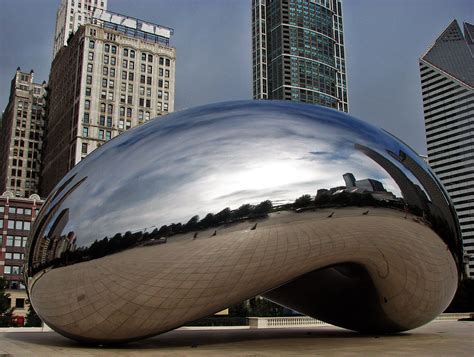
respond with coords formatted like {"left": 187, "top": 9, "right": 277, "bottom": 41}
{"left": 26, "top": 101, "right": 462, "bottom": 343}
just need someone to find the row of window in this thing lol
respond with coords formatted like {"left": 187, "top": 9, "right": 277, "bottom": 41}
{"left": 0, "top": 220, "right": 31, "bottom": 231}
{"left": 89, "top": 41, "right": 172, "bottom": 67}
{"left": 3, "top": 265, "right": 22, "bottom": 275}
{"left": 0, "top": 206, "right": 32, "bottom": 215}
{"left": 0, "top": 235, "right": 28, "bottom": 247}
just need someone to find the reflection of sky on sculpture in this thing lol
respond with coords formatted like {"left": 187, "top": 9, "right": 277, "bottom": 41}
{"left": 39, "top": 101, "right": 422, "bottom": 247}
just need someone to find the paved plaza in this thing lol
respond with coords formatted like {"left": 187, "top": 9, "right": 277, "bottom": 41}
{"left": 0, "top": 320, "right": 472, "bottom": 356}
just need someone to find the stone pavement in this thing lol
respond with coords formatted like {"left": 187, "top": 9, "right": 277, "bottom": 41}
{"left": 0, "top": 320, "right": 473, "bottom": 356}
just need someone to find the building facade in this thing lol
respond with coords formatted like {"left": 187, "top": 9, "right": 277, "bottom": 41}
{"left": 419, "top": 20, "right": 474, "bottom": 277}
{"left": 0, "top": 69, "right": 46, "bottom": 198}
{"left": 53, "top": 0, "right": 108, "bottom": 58}
{"left": 252, "top": 0, "right": 348, "bottom": 112}
{"left": 41, "top": 10, "right": 176, "bottom": 196}
{"left": 0, "top": 191, "right": 43, "bottom": 318}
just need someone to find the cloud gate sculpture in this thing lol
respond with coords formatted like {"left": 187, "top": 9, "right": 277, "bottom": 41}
{"left": 26, "top": 101, "right": 462, "bottom": 344}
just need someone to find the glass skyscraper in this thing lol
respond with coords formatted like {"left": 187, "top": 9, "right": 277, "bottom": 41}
{"left": 252, "top": 0, "right": 348, "bottom": 112}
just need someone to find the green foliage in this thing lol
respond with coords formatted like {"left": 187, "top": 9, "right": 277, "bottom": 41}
{"left": 25, "top": 304, "right": 42, "bottom": 327}
{"left": 0, "top": 277, "right": 14, "bottom": 327}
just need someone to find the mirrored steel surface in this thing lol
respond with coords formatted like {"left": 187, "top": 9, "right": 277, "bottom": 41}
{"left": 26, "top": 101, "right": 462, "bottom": 343}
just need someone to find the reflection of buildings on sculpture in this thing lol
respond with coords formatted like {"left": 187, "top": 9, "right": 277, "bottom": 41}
{"left": 41, "top": 7, "right": 176, "bottom": 196}
{"left": 419, "top": 20, "right": 474, "bottom": 277}
{"left": 316, "top": 172, "right": 398, "bottom": 202}
{"left": 342, "top": 172, "right": 397, "bottom": 201}
{"left": 0, "top": 191, "right": 43, "bottom": 317}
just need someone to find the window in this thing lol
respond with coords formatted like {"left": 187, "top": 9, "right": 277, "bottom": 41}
{"left": 85, "top": 100, "right": 90, "bottom": 110}
{"left": 104, "top": 44, "right": 110, "bottom": 53}
{"left": 158, "top": 79, "right": 163, "bottom": 88}
{"left": 99, "top": 116, "right": 105, "bottom": 126}
{"left": 85, "top": 87, "right": 91, "bottom": 96}
{"left": 24, "top": 222, "right": 30, "bottom": 231}
{"left": 128, "top": 83, "right": 133, "bottom": 93}
{"left": 129, "top": 61, "right": 134, "bottom": 70}
{"left": 159, "top": 57, "right": 164, "bottom": 65}
{"left": 164, "top": 92, "right": 169, "bottom": 100}
{"left": 89, "top": 40, "right": 95, "bottom": 49}
{"left": 165, "top": 69, "right": 170, "bottom": 78}
{"left": 141, "top": 63, "right": 146, "bottom": 72}
{"left": 82, "top": 143, "right": 88, "bottom": 154}
{"left": 104, "top": 55, "right": 109, "bottom": 64}
{"left": 0, "top": 221, "right": 2, "bottom": 229}
{"left": 119, "top": 119, "right": 124, "bottom": 129}
{"left": 107, "top": 91, "right": 114, "bottom": 101}
{"left": 146, "top": 99, "right": 151, "bottom": 108}
{"left": 140, "top": 75, "right": 145, "bottom": 84}
{"left": 100, "top": 103, "right": 106, "bottom": 112}
{"left": 123, "top": 59, "right": 128, "bottom": 69}
{"left": 83, "top": 127, "right": 89, "bottom": 137}
{"left": 111, "top": 57, "right": 116, "bottom": 65}
{"left": 25, "top": 209, "right": 31, "bottom": 215}
{"left": 119, "top": 107, "right": 125, "bottom": 116}
{"left": 141, "top": 53, "right": 146, "bottom": 61}
{"left": 126, "top": 120, "right": 131, "bottom": 129}
{"left": 126, "top": 108, "right": 132, "bottom": 117}
{"left": 87, "top": 63, "right": 93, "bottom": 73}
{"left": 122, "top": 71, "right": 127, "bottom": 80}
{"left": 102, "top": 78, "right": 107, "bottom": 87}
{"left": 86, "top": 75, "right": 92, "bottom": 85}
{"left": 139, "top": 98, "right": 144, "bottom": 107}
{"left": 145, "top": 111, "right": 150, "bottom": 121}
{"left": 107, "top": 117, "right": 112, "bottom": 127}
{"left": 130, "top": 50, "right": 135, "bottom": 58}
{"left": 164, "top": 80, "right": 169, "bottom": 89}
{"left": 101, "top": 89, "right": 107, "bottom": 99}
{"left": 120, "top": 93, "right": 126, "bottom": 103}
{"left": 128, "top": 72, "right": 134, "bottom": 80}
{"left": 165, "top": 58, "right": 170, "bottom": 66}
{"left": 110, "top": 68, "right": 115, "bottom": 77}
{"left": 147, "top": 77, "right": 152, "bottom": 85}
{"left": 6, "top": 236, "right": 13, "bottom": 246}
{"left": 16, "top": 299, "right": 25, "bottom": 309}
{"left": 111, "top": 45, "right": 117, "bottom": 54}
{"left": 106, "top": 131, "right": 111, "bottom": 140}
{"left": 88, "top": 51, "right": 94, "bottom": 60}
{"left": 159, "top": 68, "right": 163, "bottom": 76}
{"left": 9, "top": 207, "right": 16, "bottom": 214}
{"left": 158, "top": 90, "right": 162, "bottom": 98}
{"left": 109, "top": 80, "right": 114, "bottom": 89}
{"left": 127, "top": 95, "right": 133, "bottom": 105}
{"left": 123, "top": 48, "right": 129, "bottom": 57}
{"left": 98, "top": 130, "right": 104, "bottom": 140}
{"left": 146, "top": 88, "right": 151, "bottom": 97}
{"left": 138, "top": 110, "right": 144, "bottom": 120}
{"left": 139, "top": 86, "right": 145, "bottom": 96}
{"left": 164, "top": 103, "right": 168, "bottom": 112}
{"left": 107, "top": 104, "right": 113, "bottom": 114}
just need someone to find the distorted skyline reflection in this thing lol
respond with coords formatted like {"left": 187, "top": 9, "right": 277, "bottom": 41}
{"left": 30, "top": 100, "right": 460, "bottom": 258}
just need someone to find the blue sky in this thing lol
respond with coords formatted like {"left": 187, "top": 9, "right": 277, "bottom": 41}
{"left": 0, "top": 0, "right": 472, "bottom": 154}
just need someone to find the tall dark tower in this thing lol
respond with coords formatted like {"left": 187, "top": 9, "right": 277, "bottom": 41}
{"left": 251, "top": 0, "right": 348, "bottom": 112}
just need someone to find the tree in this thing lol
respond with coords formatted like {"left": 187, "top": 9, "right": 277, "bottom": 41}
{"left": 25, "top": 303, "right": 42, "bottom": 327}
{"left": 0, "top": 277, "right": 14, "bottom": 327}
{"left": 294, "top": 194, "right": 312, "bottom": 208}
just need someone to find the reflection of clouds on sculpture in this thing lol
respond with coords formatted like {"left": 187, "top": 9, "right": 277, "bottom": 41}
{"left": 38, "top": 101, "right": 445, "bottom": 247}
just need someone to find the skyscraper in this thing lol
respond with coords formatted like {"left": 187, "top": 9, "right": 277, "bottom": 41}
{"left": 419, "top": 20, "right": 474, "bottom": 277}
{"left": 0, "top": 69, "right": 46, "bottom": 198}
{"left": 251, "top": 0, "right": 348, "bottom": 112}
{"left": 53, "top": 0, "right": 108, "bottom": 58}
{"left": 41, "top": 10, "right": 176, "bottom": 196}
